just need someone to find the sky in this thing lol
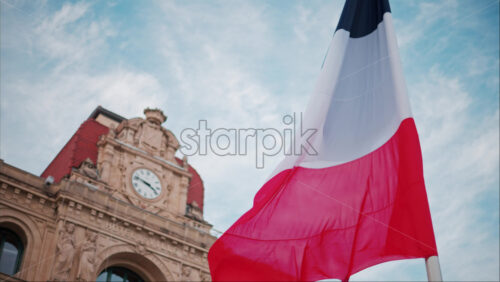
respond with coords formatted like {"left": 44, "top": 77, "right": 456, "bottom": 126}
{"left": 1, "top": 0, "right": 499, "bottom": 281}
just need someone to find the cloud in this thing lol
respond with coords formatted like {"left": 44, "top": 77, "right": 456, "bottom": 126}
{"left": 33, "top": 2, "right": 115, "bottom": 72}
{"left": 1, "top": 1, "right": 164, "bottom": 175}
{"left": 393, "top": 0, "right": 458, "bottom": 49}
{"left": 38, "top": 2, "right": 90, "bottom": 30}
{"left": 149, "top": 1, "right": 293, "bottom": 231}
{"left": 152, "top": 0, "right": 283, "bottom": 129}
{"left": 0, "top": 69, "right": 164, "bottom": 173}
{"left": 409, "top": 68, "right": 498, "bottom": 281}
{"left": 292, "top": 1, "right": 342, "bottom": 44}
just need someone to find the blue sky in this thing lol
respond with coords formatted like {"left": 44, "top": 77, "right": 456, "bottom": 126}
{"left": 1, "top": 0, "right": 499, "bottom": 280}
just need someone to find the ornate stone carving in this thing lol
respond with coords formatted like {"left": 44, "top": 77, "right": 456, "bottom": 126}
{"left": 186, "top": 201, "right": 203, "bottom": 221}
{"left": 107, "top": 125, "right": 116, "bottom": 139}
{"left": 200, "top": 271, "right": 211, "bottom": 282}
{"left": 77, "top": 230, "right": 98, "bottom": 281}
{"left": 144, "top": 108, "right": 167, "bottom": 125}
{"left": 182, "top": 265, "right": 192, "bottom": 280}
{"left": 53, "top": 223, "right": 76, "bottom": 281}
{"left": 76, "top": 158, "right": 100, "bottom": 180}
{"left": 135, "top": 239, "right": 149, "bottom": 256}
{"left": 181, "top": 265, "right": 201, "bottom": 281}
{"left": 135, "top": 120, "right": 163, "bottom": 153}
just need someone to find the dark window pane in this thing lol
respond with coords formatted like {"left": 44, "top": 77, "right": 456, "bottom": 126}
{"left": 109, "top": 272, "right": 124, "bottom": 282}
{"left": 0, "top": 241, "right": 19, "bottom": 275}
{"left": 98, "top": 267, "right": 143, "bottom": 282}
{"left": 96, "top": 271, "right": 108, "bottom": 282}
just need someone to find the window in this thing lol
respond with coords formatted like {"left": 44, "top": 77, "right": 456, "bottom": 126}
{"left": 96, "top": 267, "right": 144, "bottom": 282}
{"left": 0, "top": 228, "right": 24, "bottom": 276}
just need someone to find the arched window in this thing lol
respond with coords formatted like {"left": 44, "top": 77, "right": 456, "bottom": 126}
{"left": 0, "top": 228, "right": 24, "bottom": 276}
{"left": 96, "top": 267, "right": 145, "bottom": 282}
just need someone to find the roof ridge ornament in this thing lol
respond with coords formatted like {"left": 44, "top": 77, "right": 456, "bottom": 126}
{"left": 144, "top": 108, "right": 167, "bottom": 125}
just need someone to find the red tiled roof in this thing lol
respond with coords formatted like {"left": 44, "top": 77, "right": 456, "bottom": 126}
{"left": 41, "top": 118, "right": 109, "bottom": 182}
{"left": 41, "top": 115, "right": 205, "bottom": 212}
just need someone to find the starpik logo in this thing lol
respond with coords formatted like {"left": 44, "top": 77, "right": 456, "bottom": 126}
{"left": 179, "top": 113, "right": 318, "bottom": 168}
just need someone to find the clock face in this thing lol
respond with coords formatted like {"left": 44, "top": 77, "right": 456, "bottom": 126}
{"left": 131, "top": 168, "right": 162, "bottom": 199}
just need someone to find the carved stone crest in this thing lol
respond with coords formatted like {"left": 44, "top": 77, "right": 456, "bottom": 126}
{"left": 132, "top": 108, "right": 167, "bottom": 153}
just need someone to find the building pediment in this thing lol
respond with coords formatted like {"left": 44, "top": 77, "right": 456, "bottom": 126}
{"left": 114, "top": 110, "right": 179, "bottom": 161}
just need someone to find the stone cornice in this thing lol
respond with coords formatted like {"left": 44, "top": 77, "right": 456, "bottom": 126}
{"left": 0, "top": 162, "right": 216, "bottom": 253}
{"left": 60, "top": 215, "right": 210, "bottom": 271}
{"left": 0, "top": 177, "right": 57, "bottom": 223}
{"left": 55, "top": 180, "right": 216, "bottom": 251}
{"left": 104, "top": 138, "right": 190, "bottom": 177}
{"left": 0, "top": 160, "right": 48, "bottom": 192}
{"left": 0, "top": 175, "right": 53, "bottom": 202}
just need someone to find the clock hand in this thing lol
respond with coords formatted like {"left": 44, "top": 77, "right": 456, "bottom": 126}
{"left": 134, "top": 176, "right": 153, "bottom": 187}
{"left": 137, "top": 177, "right": 159, "bottom": 195}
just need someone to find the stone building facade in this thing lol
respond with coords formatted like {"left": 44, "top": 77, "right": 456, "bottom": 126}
{"left": 0, "top": 107, "right": 216, "bottom": 281}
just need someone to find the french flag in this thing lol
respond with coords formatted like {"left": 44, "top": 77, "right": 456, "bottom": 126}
{"left": 208, "top": 0, "right": 438, "bottom": 281}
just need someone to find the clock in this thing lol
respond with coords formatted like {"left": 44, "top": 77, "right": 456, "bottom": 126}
{"left": 131, "top": 168, "right": 162, "bottom": 199}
